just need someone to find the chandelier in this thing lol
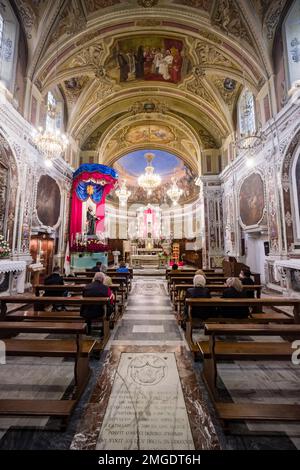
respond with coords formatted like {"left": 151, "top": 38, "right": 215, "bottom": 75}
{"left": 34, "top": 56, "right": 68, "bottom": 162}
{"left": 115, "top": 179, "right": 131, "bottom": 206}
{"left": 234, "top": 55, "right": 265, "bottom": 154}
{"left": 167, "top": 177, "right": 183, "bottom": 206}
{"left": 138, "top": 152, "right": 161, "bottom": 196}
{"left": 234, "top": 128, "right": 265, "bottom": 153}
{"left": 34, "top": 127, "right": 69, "bottom": 162}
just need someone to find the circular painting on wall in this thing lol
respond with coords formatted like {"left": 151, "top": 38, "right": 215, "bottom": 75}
{"left": 239, "top": 173, "right": 265, "bottom": 227}
{"left": 36, "top": 175, "right": 61, "bottom": 227}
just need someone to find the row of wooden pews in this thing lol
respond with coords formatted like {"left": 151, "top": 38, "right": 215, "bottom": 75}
{"left": 182, "top": 292, "right": 300, "bottom": 428}
{"left": 0, "top": 273, "right": 127, "bottom": 429}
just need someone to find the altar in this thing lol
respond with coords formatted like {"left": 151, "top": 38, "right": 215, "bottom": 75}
{"left": 131, "top": 254, "right": 160, "bottom": 268}
{"left": 71, "top": 252, "right": 108, "bottom": 271}
{"left": 0, "top": 259, "right": 26, "bottom": 294}
{"left": 266, "top": 257, "right": 300, "bottom": 297}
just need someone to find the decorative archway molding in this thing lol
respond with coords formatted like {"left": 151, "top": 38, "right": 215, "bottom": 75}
{"left": 97, "top": 111, "right": 201, "bottom": 175}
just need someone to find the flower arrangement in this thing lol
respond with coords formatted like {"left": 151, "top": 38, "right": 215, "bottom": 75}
{"left": 0, "top": 235, "right": 11, "bottom": 258}
{"left": 71, "top": 238, "right": 109, "bottom": 253}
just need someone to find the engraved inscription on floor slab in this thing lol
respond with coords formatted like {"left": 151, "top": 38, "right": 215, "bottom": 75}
{"left": 132, "top": 325, "right": 164, "bottom": 333}
{"left": 96, "top": 352, "right": 194, "bottom": 450}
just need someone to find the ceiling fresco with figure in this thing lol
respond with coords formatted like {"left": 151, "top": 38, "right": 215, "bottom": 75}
{"left": 11, "top": 0, "right": 289, "bottom": 173}
{"left": 107, "top": 149, "right": 199, "bottom": 205}
{"left": 105, "top": 36, "right": 191, "bottom": 84}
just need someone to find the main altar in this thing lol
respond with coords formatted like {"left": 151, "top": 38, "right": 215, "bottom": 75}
{"left": 69, "top": 163, "right": 118, "bottom": 270}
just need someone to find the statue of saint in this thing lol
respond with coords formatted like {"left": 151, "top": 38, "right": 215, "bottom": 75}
{"left": 86, "top": 207, "right": 99, "bottom": 235}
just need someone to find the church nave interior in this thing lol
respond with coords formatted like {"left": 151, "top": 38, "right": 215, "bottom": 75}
{"left": 0, "top": 0, "right": 300, "bottom": 456}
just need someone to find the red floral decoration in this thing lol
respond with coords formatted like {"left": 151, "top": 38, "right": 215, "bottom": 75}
{"left": 71, "top": 239, "right": 109, "bottom": 253}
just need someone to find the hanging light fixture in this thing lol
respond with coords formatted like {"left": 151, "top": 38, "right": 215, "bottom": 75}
{"left": 34, "top": 126, "right": 69, "bottom": 162}
{"left": 167, "top": 177, "right": 183, "bottom": 206}
{"left": 115, "top": 179, "right": 131, "bottom": 206}
{"left": 138, "top": 152, "right": 161, "bottom": 196}
{"left": 33, "top": 47, "right": 69, "bottom": 162}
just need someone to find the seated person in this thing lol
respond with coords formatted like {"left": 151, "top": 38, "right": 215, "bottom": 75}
{"left": 221, "top": 277, "right": 249, "bottom": 318}
{"left": 184, "top": 274, "right": 215, "bottom": 321}
{"left": 100, "top": 264, "right": 113, "bottom": 287}
{"left": 171, "top": 263, "right": 178, "bottom": 271}
{"left": 90, "top": 261, "right": 102, "bottom": 272}
{"left": 44, "top": 266, "right": 64, "bottom": 297}
{"left": 195, "top": 269, "right": 206, "bottom": 280}
{"left": 44, "top": 266, "right": 65, "bottom": 310}
{"left": 239, "top": 269, "right": 255, "bottom": 298}
{"left": 80, "top": 272, "right": 114, "bottom": 335}
{"left": 116, "top": 261, "right": 129, "bottom": 273}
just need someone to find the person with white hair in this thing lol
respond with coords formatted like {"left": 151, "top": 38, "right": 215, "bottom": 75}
{"left": 80, "top": 271, "right": 114, "bottom": 335}
{"left": 183, "top": 274, "right": 215, "bottom": 323}
{"left": 100, "top": 264, "right": 113, "bottom": 287}
{"left": 221, "top": 277, "right": 249, "bottom": 318}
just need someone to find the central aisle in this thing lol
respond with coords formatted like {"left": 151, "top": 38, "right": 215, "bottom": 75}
{"left": 111, "top": 276, "right": 185, "bottom": 346}
{"left": 71, "top": 276, "right": 219, "bottom": 450}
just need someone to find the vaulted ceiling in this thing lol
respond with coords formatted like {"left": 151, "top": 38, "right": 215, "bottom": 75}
{"left": 12, "top": 0, "right": 289, "bottom": 170}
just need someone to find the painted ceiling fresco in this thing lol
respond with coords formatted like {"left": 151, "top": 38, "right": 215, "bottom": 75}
{"left": 105, "top": 36, "right": 192, "bottom": 84}
{"left": 108, "top": 149, "right": 199, "bottom": 205}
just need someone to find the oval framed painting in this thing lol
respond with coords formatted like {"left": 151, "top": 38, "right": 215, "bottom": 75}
{"left": 36, "top": 175, "right": 61, "bottom": 227}
{"left": 239, "top": 173, "right": 265, "bottom": 228}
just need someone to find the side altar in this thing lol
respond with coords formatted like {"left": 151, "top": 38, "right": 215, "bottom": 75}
{"left": 69, "top": 163, "right": 118, "bottom": 270}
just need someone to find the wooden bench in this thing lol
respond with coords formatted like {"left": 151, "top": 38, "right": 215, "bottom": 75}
{"left": 35, "top": 283, "right": 125, "bottom": 317}
{"left": 165, "top": 268, "right": 218, "bottom": 280}
{"left": 199, "top": 322, "right": 300, "bottom": 427}
{"left": 64, "top": 275, "right": 130, "bottom": 297}
{"left": 185, "top": 297, "right": 300, "bottom": 354}
{"left": 174, "top": 284, "right": 262, "bottom": 316}
{"left": 0, "top": 296, "right": 111, "bottom": 347}
{"left": 6, "top": 310, "right": 84, "bottom": 321}
{"left": 168, "top": 275, "right": 228, "bottom": 294}
{"left": 0, "top": 321, "right": 91, "bottom": 429}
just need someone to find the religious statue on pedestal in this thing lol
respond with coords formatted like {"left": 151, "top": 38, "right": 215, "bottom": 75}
{"left": 86, "top": 206, "right": 99, "bottom": 235}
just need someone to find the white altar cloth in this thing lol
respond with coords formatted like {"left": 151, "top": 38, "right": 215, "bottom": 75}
{"left": 0, "top": 260, "right": 26, "bottom": 293}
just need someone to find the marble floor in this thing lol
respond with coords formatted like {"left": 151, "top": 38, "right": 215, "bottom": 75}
{"left": 0, "top": 276, "right": 300, "bottom": 450}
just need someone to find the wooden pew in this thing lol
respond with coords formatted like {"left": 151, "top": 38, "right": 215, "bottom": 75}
{"left": 165, "top": 268, "right": 218, "bottom": 279}
{"left": 35, "top": 283, "right": 125, "bottom": 317}
{"left": 64, "top": 274, "right": 130, "bottom": 297}
{"left": 0, "top": 321, "right": 91, "bottom": 428}
{"left": 174, "top": 284, "right": 263, "bottom": 316}
{"left": 168, "top": 276, "right": 228, "bottom": 294}
{"left": 185, "top": 297, "right": 300, "bottom": 354}
{"left": 199, "top": 322, "right": 300, "bottom": 427}
{"left": 0, "top": 296, "right": 111, "bottom": 348}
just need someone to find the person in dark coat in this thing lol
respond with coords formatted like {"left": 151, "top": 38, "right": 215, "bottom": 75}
{"left": 221, "top": 277, "right": 249, "bottom": 318}
{"left": 44, "top": 266, "right": 65, "bottom": 310}
{"left": 80, "top": 272, "right": 114, "bottom": 335}
{"left": 239, "top": 269, "right": 255, "bottom": 298}
{"left": 90, "top": 261, "right": 102, "bottom": 272}
{"left": 44, "top": 266, "right": 64, "bottom": 297}
{"left": 184, "top": 274, "right": 215, "bottom": 322}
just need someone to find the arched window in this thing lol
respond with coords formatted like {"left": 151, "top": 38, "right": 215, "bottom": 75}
{"left": 238, "top": 88, "right": 256, "bottom": 136}
{"left": 45, "top": 89, "right": 65, "bottom": 132}
{"left": 283, "top": 0, "right": 300, "bottom": 89}
{"left": 0, "top": 1, "right": 19, "bottom": 92}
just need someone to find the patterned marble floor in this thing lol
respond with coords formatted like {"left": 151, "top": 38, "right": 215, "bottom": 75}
{"left": 1, "top": 276, "right": 300, "bottom": 450}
